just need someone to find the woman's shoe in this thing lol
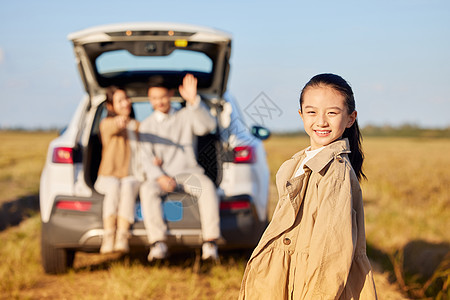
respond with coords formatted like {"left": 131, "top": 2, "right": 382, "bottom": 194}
{"left": 100, "top": 229, "right": 115, "bottom": 254}
{"left": 114, "top": 229, "right": 130, "bottom": 253}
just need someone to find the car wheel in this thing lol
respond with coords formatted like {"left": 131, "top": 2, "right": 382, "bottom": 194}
{"left": 41, "top": 228, "right": 75, "bottom": 274}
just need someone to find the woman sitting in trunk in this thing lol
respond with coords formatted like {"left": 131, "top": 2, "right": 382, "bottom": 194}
{"left": 95, "top": 86, "right": 142, "bottom": 254}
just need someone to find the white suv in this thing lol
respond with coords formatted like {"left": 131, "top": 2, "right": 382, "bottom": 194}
{"left": 39, "top": 23, "right": 270, "bottom": 274}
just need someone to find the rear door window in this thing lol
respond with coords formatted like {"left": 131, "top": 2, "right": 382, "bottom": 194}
{"left": 96, "top": 49, "right": 213, "bottom": 75}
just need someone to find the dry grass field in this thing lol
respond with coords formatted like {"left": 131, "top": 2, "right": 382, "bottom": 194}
{"left": 1, "top": 131, "right": 449, "bottom": 299}
{"left": 0, "top": 131, "right": 58, "bottom": 204}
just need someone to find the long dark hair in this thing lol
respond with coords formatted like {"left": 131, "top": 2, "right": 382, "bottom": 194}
{"left": 105, "top": 86, "right": 135, "bottom": 119}
{"left": 299, "top": 73, "right": 366, "bottom": 181}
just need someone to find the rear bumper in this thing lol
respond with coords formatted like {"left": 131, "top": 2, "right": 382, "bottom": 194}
{"left": 41, "top": 194, "right": 266, "bottom": 252}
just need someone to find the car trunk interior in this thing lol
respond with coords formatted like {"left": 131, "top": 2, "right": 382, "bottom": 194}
{"left": 83, "top": 101, "right": 223, "bottom": 191}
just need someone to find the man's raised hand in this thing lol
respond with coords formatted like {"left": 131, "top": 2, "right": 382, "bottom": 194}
{"left": 178, "top": 74, "right": 198, "bottom": 105}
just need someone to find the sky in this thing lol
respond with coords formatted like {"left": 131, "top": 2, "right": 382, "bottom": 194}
{"left": 0, "top": 0, "right": 449, "bottom": 132}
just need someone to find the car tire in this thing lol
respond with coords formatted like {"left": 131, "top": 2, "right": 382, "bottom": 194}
{"left": 41, "top": 228, "right": 75, "bottom": 274}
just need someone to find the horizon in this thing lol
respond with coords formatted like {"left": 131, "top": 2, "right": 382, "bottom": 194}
{"left": 2, "top": 122, "right": 449, "bottom": 134}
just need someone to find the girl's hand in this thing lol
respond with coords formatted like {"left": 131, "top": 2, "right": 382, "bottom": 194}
{"left": 178, "top": 74, "right": 198, "bottom": 105}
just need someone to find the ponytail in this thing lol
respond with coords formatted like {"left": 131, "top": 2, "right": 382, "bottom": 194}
{"left": 343, "top": 120, "right": 366, "bottom": 181}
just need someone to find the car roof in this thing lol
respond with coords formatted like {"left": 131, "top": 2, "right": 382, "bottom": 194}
{"left": 68, "top": 22, "right": 232, "bottom": 44}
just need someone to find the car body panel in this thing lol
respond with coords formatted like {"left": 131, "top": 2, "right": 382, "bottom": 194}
{"left": 40, "top": 96, "right": 90, "bottom": 222}
{"left": 43, "top": 194, "right": 264, "bottom": 250}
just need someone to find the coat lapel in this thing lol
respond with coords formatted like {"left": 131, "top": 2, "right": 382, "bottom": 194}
{"left": 247, "top": 139, "right": 352, "bottom": 263}
{"left": 248, "top": 158, "right": 310, "bottom": 262}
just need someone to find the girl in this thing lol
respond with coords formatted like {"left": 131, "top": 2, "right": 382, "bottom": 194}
{"left": 95, "top": 86, "right": 142, "bottom": 254}
{"left": 239, "top": 74, "right": 377, "bottom": 299}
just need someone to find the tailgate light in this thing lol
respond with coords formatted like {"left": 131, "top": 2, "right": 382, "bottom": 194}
{"left": 174, "top": 39, "right": 188, "bottom": 47}
{"left": 233, "top": 146, "right": 255, "bottom": 163}
{"left": 56, "top": 200, "right": 92, "bottom": 212}
{"left": 107, "top": 31, "right": 194, "bottom": 37}
{"left": 220, "top": 200, "right": 251, "bottom": 211}
{"left": 52, "top": 147, "right": 73, "bottom": 164}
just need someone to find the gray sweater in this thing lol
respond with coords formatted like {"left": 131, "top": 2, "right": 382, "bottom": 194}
{"left": 139, "top": 100, "right": 216, "bottom": 181}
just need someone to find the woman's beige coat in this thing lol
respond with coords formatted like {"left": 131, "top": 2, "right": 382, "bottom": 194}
{"left": 239, "top": 139, "right": 377, "bottom": 299}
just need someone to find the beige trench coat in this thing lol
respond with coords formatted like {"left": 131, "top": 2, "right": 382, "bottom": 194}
{"left": 239, "top": 139, "right": 377, "bottom": 299}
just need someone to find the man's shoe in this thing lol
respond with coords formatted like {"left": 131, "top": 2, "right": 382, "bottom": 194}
{"left": 148, "top": 241, "right": 168, "bottom": 262}
{"left": 201, "top": 242, "right": 218, "bottom": 261}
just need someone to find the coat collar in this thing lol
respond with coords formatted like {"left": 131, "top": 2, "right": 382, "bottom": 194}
{"left": 305, "top": 138, "right": 351, "bottom": 173}
{"left": 289, "top": 138, "right": 350, "bottom": 172}
{"left": 276, "top": 138, "right": 351, "bottom": 197}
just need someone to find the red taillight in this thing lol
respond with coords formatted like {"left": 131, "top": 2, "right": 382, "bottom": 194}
{"left": 56, "top": 201, "right": 92, "bottom": 212}
{"left": 233, "top": 146, "right": 255, "bottom": 163}
{"left": 220, "top": 200, "right": 251, "bottom": 211}
{"left": 52, "top": 147, "right": 73, "bottom": 164}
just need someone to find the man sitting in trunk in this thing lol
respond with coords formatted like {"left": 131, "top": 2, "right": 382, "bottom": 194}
{"left": 139, "top": 74, "right": 221, "bottom": 262}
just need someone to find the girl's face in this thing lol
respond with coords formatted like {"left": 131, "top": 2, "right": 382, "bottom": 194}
{"left": 112, "top": 90, "right": 132, "bottom": 117}
{"left": 299, "top": 85, "right": 357, "bottom": 150}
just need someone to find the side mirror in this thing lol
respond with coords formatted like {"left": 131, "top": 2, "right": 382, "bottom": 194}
{"left": 251, "top": 125, "right": 271, "bottom": 140}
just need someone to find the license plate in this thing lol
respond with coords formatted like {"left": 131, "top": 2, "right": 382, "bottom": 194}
{"left": 135, "top": 201, "right": 183, "bottom": 222}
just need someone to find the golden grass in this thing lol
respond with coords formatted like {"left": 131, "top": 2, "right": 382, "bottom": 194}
{"left": 0, "top": 217, "right": 247, "bottom": 299}
{"left": 1, "top": 132, "right": 449, "bottom": 298}
{"left": 0, "top": 214, "right": 42, "bottom": 297}
{"left": 361, "top": 137, "right": 450, "bottom": 250}
{"left": 0, "top": 131, "right": 57, "bottom": 203}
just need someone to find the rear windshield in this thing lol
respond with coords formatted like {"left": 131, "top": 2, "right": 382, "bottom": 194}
{"left": 96, "top": 49, "right": 213, "bottom": 75}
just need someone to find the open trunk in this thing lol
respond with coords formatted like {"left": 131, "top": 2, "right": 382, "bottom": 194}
{"left": 81, "top": 100, "right": 224, "bottom": 237}
{"left": 84, "top": 101, "right": 223, "bottom": 189}
{"left": 68, "top": 22, "right": 232, "bottom": 105}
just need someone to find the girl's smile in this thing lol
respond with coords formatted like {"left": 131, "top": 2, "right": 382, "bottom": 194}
{"left": 314, "top": 130, "right": 331, "bottom": 136}
{"left": 299, "top": 85, "right": 357, "bottom": 150}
